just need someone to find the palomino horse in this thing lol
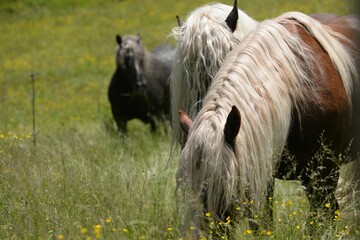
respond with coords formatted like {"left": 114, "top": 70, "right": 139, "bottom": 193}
{"left": 108, "top": 34, "right": 175, "bottom": 132}
{"left": 170, "top": 0, "right": 258, "bottom": 145}
{"left": 176, "top": 11, "right": 359, "bottom": 236}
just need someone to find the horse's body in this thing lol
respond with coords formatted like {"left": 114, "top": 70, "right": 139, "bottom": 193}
{"left": 108, "top": 34, "right": 175, "bottom": 132}
{"left": 318, "top": 13, "right": 360, "bottom": 224}
{"left": 170, "top": 1, "right": 259, "bottom": 144}
{"left": 177, "top": 11, "right": 359, "bottom": 235}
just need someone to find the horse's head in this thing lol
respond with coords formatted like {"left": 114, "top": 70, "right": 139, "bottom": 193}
{"left": 115, "top": 34, "right": 146, "bottom": 91}
{"left": 177, "top": 106, "right": 241, "bottom": 220}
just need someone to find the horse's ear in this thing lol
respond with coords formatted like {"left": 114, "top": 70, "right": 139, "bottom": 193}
{"left": 136, "top": 33, "right": 141, "bottom": 43}
{"left": 176, "top": 15, "right": 184, "bottom": 27}
{"left": 225, "top": 0, "right": 238, "bottom": 32}
{"left": 179, "top": 110, "right": 192, "bottom": 135}
{"left": 116, "top": 34, "right": 122, "bottom": 45}
{"left": 224, "top": 105, "right": 241, "bottom": 146}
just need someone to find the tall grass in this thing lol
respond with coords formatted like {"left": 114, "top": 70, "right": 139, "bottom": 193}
{"left": 0, "top": 0, "right": 359, "bottom": 239}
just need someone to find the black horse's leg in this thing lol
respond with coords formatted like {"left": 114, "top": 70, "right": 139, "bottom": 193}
{"left": 112, "top": 108, "right": 127, "bottom": 133}
{"left": 116, "top": 120, "right": 127, "bottom": 134}
{"left": 148, "top": 114, "right": 157, "bottom": 132}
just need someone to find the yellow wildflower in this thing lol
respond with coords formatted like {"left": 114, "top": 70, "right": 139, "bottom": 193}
{"left": 325, "top": 203, "right": 330, "bottom": 208}
{"left": 205, "top": 212, "right": 211, "bottom": 217}
{"left": 57, "top": 234, "right": 64, "bottom": 240}
{"left": 244, "top": 229, "right": 253, "bottom": 235}
{"left": 81, "top": 227, "right": 88, "bottom": 234}
{"left": 93, "top": 225, "right": 102, "bottom": 239}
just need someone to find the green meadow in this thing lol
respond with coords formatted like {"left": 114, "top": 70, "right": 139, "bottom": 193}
{"left": 0, "top": 0, "right": 359, "bottom": 239}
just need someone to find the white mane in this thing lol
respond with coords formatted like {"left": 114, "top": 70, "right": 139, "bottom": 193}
{"left": 170, "top": 3, "right": 258, "bottom": 145}
{"left": 177, "top": 12, "right": 358, "bottom": 223}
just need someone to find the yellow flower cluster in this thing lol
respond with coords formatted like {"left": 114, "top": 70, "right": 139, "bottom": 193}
{"left": 0, "top": 131, "right": 32, "bottom": 141}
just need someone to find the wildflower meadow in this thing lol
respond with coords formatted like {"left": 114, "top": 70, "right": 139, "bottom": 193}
{"left": 0, "top": 0, "right": 359, "bottom": 239}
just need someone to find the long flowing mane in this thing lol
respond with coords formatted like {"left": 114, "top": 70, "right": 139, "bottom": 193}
{"left": 170, "top": 3, "right": 258, "bottom": 144}
{"left": 177, "top": 12, "right": 358, "bottom": 223}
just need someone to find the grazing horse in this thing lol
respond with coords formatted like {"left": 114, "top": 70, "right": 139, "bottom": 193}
{"left": 170, "top": 1, "right": 355, "bottom": 147}
{"left": 176, "top": 11, "right": 359, "bottom": 236}
{"left": 170, "top": 0, "right": 259, "bottom": 145}
{"left": 108, "top": 34, "right": 175, "bottom": 132}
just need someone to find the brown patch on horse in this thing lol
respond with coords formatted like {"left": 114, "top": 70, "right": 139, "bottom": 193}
{"left": 275, "top": 19, "right": 358, "bottom": 216}
{"left": 275, "top": 20, "right": 352, "bottom": 182}
{"left": 320, "top": 15, "right": 360, "bottom": 157}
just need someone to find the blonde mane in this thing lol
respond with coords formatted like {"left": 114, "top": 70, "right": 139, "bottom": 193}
{"left": 177, "top": 12, "right": 358, "bottom": 223}
{"left": 170, "top": 3, "right": 258, "bottom": 145}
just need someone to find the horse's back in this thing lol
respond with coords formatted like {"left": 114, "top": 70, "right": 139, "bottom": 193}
{"left": 310, "top": 13, "right": 339, "bottom": 24}
{"left": 152, "top": 44, "right": 176, "bottom": 64}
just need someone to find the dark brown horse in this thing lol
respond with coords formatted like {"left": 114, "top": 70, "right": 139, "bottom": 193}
{"left": 176, "top": 10, "right": 359, "bottom": 236}
{"left": 108, "top": 34, "right": 175, "bottom": 132}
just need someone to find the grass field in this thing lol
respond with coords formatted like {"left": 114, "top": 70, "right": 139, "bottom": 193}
{"left": 0, "top": 0, "right": 359, "bottom": 239}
